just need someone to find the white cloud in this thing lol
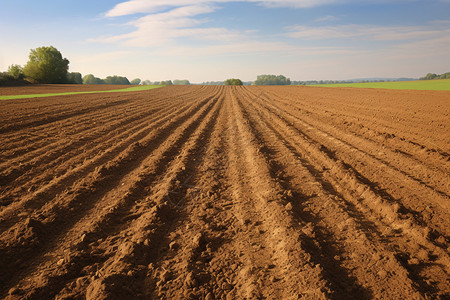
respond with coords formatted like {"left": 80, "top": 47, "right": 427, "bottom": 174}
{"left": 105, "top": 0, "right": 425, "bottom": 17}
{"left": 96, "top": 2, "right": 362, "bottom": 57}
{"left": 389, "top": 30, "right": 450, "bottom": 58}
{"left": 95, "top": 5, "right": 227, "bottom": 47}
{"left": 105, "top": 0, "right": 344, "bottom": 17}
{"left": 89, "top": 0, "right": 450, "bottom": 82}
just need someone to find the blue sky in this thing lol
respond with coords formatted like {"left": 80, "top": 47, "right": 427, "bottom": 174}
{"left": 1, "top": 0, "right": 449, "bottom": 82}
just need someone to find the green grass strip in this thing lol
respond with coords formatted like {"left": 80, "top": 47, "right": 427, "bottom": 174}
{"left": 0, "top": 85, "right": 165, "bottom": 100}
{"left": 307, "top": 79, "right": 450, "bottom": 91}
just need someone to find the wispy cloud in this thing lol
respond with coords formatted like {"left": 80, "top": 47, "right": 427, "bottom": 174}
{"left": 105, "top": 0, "right": 345, "bottom": 17}
{"left": 95, "top": 5, "right": 235, "bottom": 47}
{"left": 388, "top": 29, "right": 450, "bottom": 58}
{"left": 285, "top": 24, "right": 444, "bottom": 41}
{"left": 157, "top": 41, "right": 357, "bottom": 57}
{"left": 315, "top": 15, "right": 340, "bottom": 22}
{"left": 95, "top": 2, "right": 363, "bottom": 57}
{"left": 89, "top": 0, "right": 450, "bottom": 81}
{"left": 105, "top": 0, "right": 429, "bottom": 17}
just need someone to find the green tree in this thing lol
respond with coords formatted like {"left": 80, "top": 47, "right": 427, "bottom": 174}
{"left": 439, "top": 72, "right": 450, "bottom": 79}
{"left": 8, "top": 64, "right": 24, "bottom": 79}
{"left": 159, "top": 80, "right": 173, "bottom": 85}
{"left": 173, "top": 79, "right": 190, "bottom": 85}
{"left": 22, "top": 46, "right": 69, "bottom": 83}
{"left": 254, "top": 74, "right": 291, "bottom": 85}
{"left": 130, "top": 78, "right": 141, "bottom": 85}
{"left": 420, "top": 73, "right": 437, "bottom": 80}
{"left": 82, "top": 74, "right": 104, "bottom": 84}
{"left": 225, "top": 78, "right": 243, "bottom": 85}
{"left": 141, "top": 80, "right": 152, "bottom": 85}
{"left": 104, "top": 75, "right": 130, "bottom": 85}
{"left": 67, "top": 72, "right": 82, "bottom": 84}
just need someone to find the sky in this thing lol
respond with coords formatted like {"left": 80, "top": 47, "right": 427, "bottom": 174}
{"left": 1, "top": 0, "right": 449, "bottom": 83}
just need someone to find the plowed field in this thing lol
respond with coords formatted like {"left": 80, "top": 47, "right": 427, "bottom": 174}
{"left": 0, "top": 84, "right": 132, "bottom": 96}
{"left": 0, "top": 85, "right": 449, "bottom": 299}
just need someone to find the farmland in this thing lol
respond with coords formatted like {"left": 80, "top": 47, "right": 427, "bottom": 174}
{"left": 0, "top": 85, "right": 449, "bottom": 299}
{"left": 311, "top": 79, "right": 450, "bottom": 91}
{"left": 0, "top": 84, "right": 163, "bottom": 100}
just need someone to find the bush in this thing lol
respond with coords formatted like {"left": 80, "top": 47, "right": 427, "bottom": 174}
{"left": 83, "top": 74, "right": 104, "bottom": 84}
{"left": 254, "top": 74, "right": 290, "bottom": 85}
{"left": 0, "top": 72, "right": 31, "bottom": 86}
{"left": 104, "top": 75, "right": 130, "bottom": 85}
{"left": 67, "top": 72, "right": 83, "bottom": 84}
{"left": 225, "top": 78, "right": 243, "bottom": 85}
{"left": 130, "top": 78, "right": 141, "bottom": 85}
{"left": 8, "top": 64, "right": 24, "bottom": 79}
{"left": 173, "top": 79, "right": 190, "bottom": 85}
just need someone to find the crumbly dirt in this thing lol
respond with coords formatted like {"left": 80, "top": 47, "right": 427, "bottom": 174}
{"left": 0, "top": 84, "right": 133, "bottom": 95}
{"left": 0, "top": 85, "right": 448, "bottom": 299}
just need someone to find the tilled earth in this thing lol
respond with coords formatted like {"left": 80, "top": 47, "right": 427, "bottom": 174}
{"left": 0, "top": 85, "right": 449, "bottom": 299}
{"left": 0, "top": 84, "right": 132, "bottom": 96}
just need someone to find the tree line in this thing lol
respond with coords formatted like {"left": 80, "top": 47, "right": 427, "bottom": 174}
{"left": 420, "top": 72, "right": 450, "bottom": 80}
{"left": 5, "top": 46, "right": 293, "bottom": 87}
{"left": 8, "top": 47, "right": 446, "bottom": 87}
{"left": 6, "top": 46, "right": 143, "bottom": 85}
{"left": 141, "top": 80, "right": 190, "bottom": 85}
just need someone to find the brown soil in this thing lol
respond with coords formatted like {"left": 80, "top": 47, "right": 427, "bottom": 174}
{"left": 0, "top": 84, "right": 134, "bottom": 96}
{"left": 0, "top": 85, "right": 448, "bottom": 299}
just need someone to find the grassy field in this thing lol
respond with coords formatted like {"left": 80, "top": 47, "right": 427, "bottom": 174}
{"left": 310, "top": 79, "right": 450, "bottom": 91}
{"left": 0, "top": 85, "right": 164, "bottom": 100}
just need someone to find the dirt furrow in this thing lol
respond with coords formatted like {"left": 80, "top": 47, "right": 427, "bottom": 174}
{"left": 1, "top": 87, "right": 223, "bottom": 299}
{"left": 262, "top": 87, "right": 449, "bottom": 174}
{"left": 238, "top": 87, "right": 428, "bottom": 298}
{"left": 256, "top": 87, "right": 449, "bottom": 203}
{"left": 0, "top": 93, "right": 191, "bottom": 205}
{"left": 1, "top": 85, "right": 447, "bottom": 299}
{"left": 0, "top": 99, "right": 134, "bottom": 135}
{"left": 249, "top": 89, "right": 448, "bottom": 225}
{"left": 0, "top": 97, "right": 152, "bottom": 157}
{"left": 0, "top": 91, "right": 218, "bottom": 291}
{"left": 138, "top": 89, "right": 226, "bottom": 299}
{"left": 50, "top": 87, "right": 224, "bottom": 300}
{"left": 0, "top": 103, "right": 169, "bottom": 189}
{"left": 253, "top": 89, "right": 450, "bottom": 242}
{"left": 286, "top": 87, "right": 449, "bottom": 152}
{"left": 241, "top": 88, "right": 449, "bottom": 298}
{"left": 0, "top": 88, "right": 186, "bottom": 162}
{"left": 226, "top": 86, "right": 335, "bottom": 299}
{"left": 271, "top": 93, "right": 450, "bottom": 192}
{"left": 0, "top": 92, "right": 206, "bottom": 233}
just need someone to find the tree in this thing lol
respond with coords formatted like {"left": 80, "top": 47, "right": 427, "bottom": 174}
{"left": 420, "top": 72, "right": 450, "bottom": 80}
{"left": 201, "top": 81, "right": 224, "bottom": 85}
{"left": 8, "top": 64, "right": 24, "bottom": 79}
{"left": 420, "top": 73, "right": 437, "bottom": 80}
{"left": 104, "top": 75, "right": 130, "bottom": 85}
{"left": 67, "top": 72, "right": 82, "bottom": 84}
{"left": 225, "top": 78, "right": 243, "bottom": 85}
{"left": 130, "top": 78, "right": 141, "bottom": 85}
{"left": 82, "top": 74, "right": 104, "bottom": 84}
{"left": 439, "top": 72, "right": 450, "bottom": 79}
{"left": 141, "top": 80, "right": 152, "bottom": 85}
{"left": 22, "top": 46, "right": 69, "bottom": 83}
{"left": 173, "top": 79, "right": 190, "bottom": 85}
{"left": 254, "top": 74, "right": 291, "bottom": 85}
{"left": 159, "top": 80, "right": 173, "bottom": 85}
